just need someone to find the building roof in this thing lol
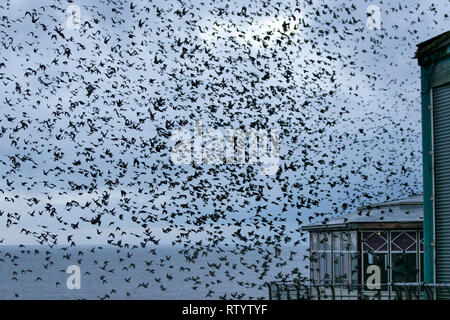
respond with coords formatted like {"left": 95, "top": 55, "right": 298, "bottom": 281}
{"left": 302, "top": 194, "right": 423, "bottom": 232}
{"left": 415, "top": 30, "right": 450, "bottom": 66}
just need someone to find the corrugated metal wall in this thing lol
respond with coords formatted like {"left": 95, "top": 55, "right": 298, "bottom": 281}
{"left": 433, "top": 84, "right": 450, "bottom": 299}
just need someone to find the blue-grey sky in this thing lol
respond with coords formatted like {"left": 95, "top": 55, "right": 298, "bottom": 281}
{"left": 0, "top": 0, "right": 448, "bottom": 246}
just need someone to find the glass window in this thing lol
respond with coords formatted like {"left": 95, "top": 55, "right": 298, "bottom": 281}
{"left": 341, "top": 231, "right": 349, "bottom": 250}
{"left": 391, "top": 253, "right": 417, "bottom": 282}
{"left": 325, "top": 251, "right": 332, "bottom": 284}
{"left": 318, "top": 233, "right": 325, "bottom": 285}
{"left": 420, "top": 252, "right": 424, "bottom": 282}
{"left": 391, "top": 231, "right": 417, "bottom": 252}
{"left": 310, "top": 233, "right": 319, "bottom": 284}
{"left": 362, "top": 231, "right": 388, "bottom": 290}
{"left": 419, "top": 230, "right": 424, "bottom": 252}
{"left": 319, "top": 232, "right": 332, "bottom": 284}
{"left": 351, "top": 254, "right": 359, "bottom": 285}
{"left": 313, "top": 232, "right": 320, "bottom": 251}
{"left": 321, "top": 232, "right": 331, "bottom": 251}
{"left": 349, "top": 231, "right": 359, "bottom": 285}
{"left": 391, "top": 231, "right": 418, "bottom": 282}
{"left": 334, "top": 252, "right": 342, "bottom": 284}
{"left": 350, "top": 231, "right": 357, "bottom": 251}
{"left": 341, "top": 232, "right": 350, "bottom": 284}
{"left": 319, "top": 251, "right": 326, "bottom": 285}
{"left": 363, "top": 252, "right": 389, "bottom": 286}
{"left": 333, "top": 232, "right": 341, "bottom": 251}
{"left": 333, "top": 232, "right": 342, "bottom": 284}
{"left": 363, "top": 231, "right": 387, "bottom": 252}
{"left": 419, "top": 230, "right": 424, "bottom": 282}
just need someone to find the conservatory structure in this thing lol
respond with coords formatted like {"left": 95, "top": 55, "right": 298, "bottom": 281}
{"left": 301, "top": 194, "right": 424, "bottom": 299}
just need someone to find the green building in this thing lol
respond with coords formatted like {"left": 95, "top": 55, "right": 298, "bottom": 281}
{"left": 267, "top": 31, "right": 450, "bottom": 300}
{"left": 416, "top": 30, "right": 450, "bottom": 299}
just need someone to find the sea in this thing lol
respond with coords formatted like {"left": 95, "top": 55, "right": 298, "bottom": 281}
{"left": 0, "top": 245, "right": 308, "bottom": 300}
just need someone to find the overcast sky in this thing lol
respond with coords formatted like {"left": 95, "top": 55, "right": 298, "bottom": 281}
{"left": 0, "top": 0, "right": 448, "bottom": 245}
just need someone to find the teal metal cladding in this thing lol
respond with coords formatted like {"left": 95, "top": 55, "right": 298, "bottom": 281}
{"left": 417, "top": 31, "right": 450, "bottom": 299}
{"left": 432, "top": 84, "right": 450, "bottom": 299}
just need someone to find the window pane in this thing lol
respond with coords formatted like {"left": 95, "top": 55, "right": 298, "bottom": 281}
{"left": 321, "top": 232, "right": 331, "bottom": 251}
{"left": 419, "top": 231, "right": 424, "bottom": 252}
{"left": 310, "top": 233, "right": 319, "bottom": 284}
{"left": 420, "top": 252, "right": 424, "bottom": 282}
{"left": 363, "top": 231, "right": 387, "bottom": 252}
{"left": 349, "top": 231, "right": 358, "bottom": 285}
{"left": 319, "top": 252, "right": 326, "bottom": 285}
{"left": 333, "top": 232, "right": 342, "bottom": 284}
{"left": 350, "top": 231, "right": 357, "bottom": 251}
{"left": 318, "top": 232, "right": 332, "bottom": 284}
{"left": 334, "top": 253, "right": 342, "bottom": 284}
{"left": 392, "top": 253, "right": 417, "bottom": 282}
{"left": 342, "top": 232, "right": 349, "bottom": 251}
{"left": 391, "top": 231, "right": 417, "bottom": 252}
{"left": 342, "top": 252, "right": 350, "bottom": 284}
{"left": 311, "top": 251, "right": 319, "bottom": 283}
{"left": 313, "top": 233, "right": 320, "bottom": 251}
{"left": 351, "top": 253, "right": 359, "bottom": 285}
{"left": 333, "top": 232, "right": 341, "bottom": 251}
{"left": 326, "top": 252, "right": 332, "bottom": 284}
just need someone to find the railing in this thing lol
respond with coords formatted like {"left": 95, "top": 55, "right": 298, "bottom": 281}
{"left": 266, "top": 281, "right": 450, "bottom": 300}
{"left": 393, "top": 282, "right": 450, "bottom": 300}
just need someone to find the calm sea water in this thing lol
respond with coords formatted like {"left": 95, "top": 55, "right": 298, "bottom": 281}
{"left": 0, "top": 245, "right": 308, "bottom": 300}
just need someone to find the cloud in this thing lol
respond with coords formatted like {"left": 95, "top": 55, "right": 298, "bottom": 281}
{"left": 198, "top": 12, "right": 304, "bottom": 49}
